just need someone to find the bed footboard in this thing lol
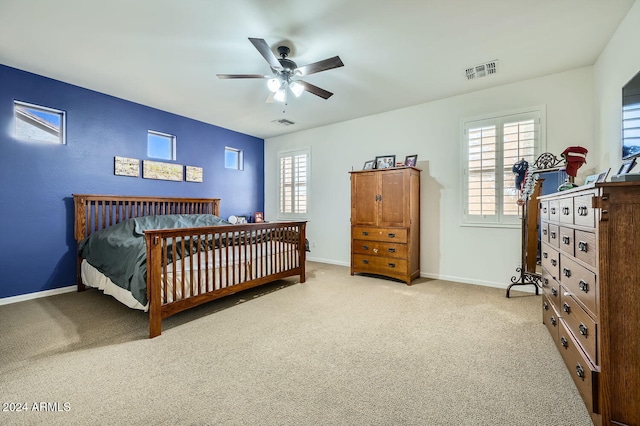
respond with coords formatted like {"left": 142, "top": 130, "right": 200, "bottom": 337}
{"left": 144, "top": 221, "right": 307, "bottom": 338}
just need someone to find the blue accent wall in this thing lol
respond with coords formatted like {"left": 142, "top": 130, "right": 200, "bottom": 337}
{"left": 0, "top": 64, "right": 264, "bottom": 299}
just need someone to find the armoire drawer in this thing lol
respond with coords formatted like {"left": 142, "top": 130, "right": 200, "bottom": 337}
{"left": 558, "top": 320, "right": 599, "bottom": 414}
{"left": 559, "top": 256, "right": 598, "bottom": 318}
{"left": 560, "top": 292, "right": 598, "bottom": 365}
{"left": 352, "top": 226, "right": 407, "bottom": 243}
{"left": 549, "top": 200, "right": 560, "bottom": 222}
{"left": 352, "top": 239, "right": 407, "bottom": 259}
{"left": 559, "top": 198, "right": 574, "bottom": 225}
{"left": 559, "top": 226, "right": 574, "bottom": 257}
{"left": 352, "top": 254, "right": 408, "bottom": 275}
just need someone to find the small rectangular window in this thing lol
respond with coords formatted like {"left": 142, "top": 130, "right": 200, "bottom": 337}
{"left": 225, "top": 147, "right": 244, "bottom": 170}
{"left": 148, "top": 130, "right": 176, "bottom": 160}
{"left": 14, "top": 100, "right": 66, "bottom": 144}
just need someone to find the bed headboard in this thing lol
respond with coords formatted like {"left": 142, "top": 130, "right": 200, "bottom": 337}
{"left": 73, "top": 194, "right": 221, "bottom": 242}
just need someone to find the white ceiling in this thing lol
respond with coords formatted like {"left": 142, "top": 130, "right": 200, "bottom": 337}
{"left": 0, "top": 0, "right": 635, "bottom": 139}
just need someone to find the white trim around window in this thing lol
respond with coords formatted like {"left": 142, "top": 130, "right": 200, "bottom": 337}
{"left": 277, "top": 147, "right": 310, "bottom": 220}
{"left": 461, "top": 105, "right": 546, "bottom": 228}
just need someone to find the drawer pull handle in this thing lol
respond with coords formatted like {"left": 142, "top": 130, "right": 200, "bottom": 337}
{"left": 362, "top": 245, "right": 369, "bottom": 250}
{"left": 388, "top": 248, "right": 396, "bottom": 253}
{"left": 543, "top": 252, "right": 548, "bottom": 259}
{"left": 561, "top": 336, "right": 568, "bottom": 348}
{"left": 579, "top": 280, "right": 589, "bottom": 293}
{"left": 563, "top": 302, "right": 571, "bottom": 314}
{"left": 388, "top": 233, "right": 395, "bottom": 238}
{"left": 578, "top": 241, "right": 588, "bottom": 252}
{"left": 551, "top": 207, "right": 556, "bottom": 215}
{"left": 551, "top": 259, "right": 557, "bottom": 266}
{"left": 550, "top": 316, "right": 557, "bottom": 326}
{"left": 388, "top": 263, "right": 396, "bottom": 268}
{"left": 543, "top": 302, "right": 549, "bottom": 311}
{"left": 562, "top": 267, "right": 571, "bottom": 278}
{"left": 543, "top": 207, "right": 547, "bottom": 213}
{"left": 579, "top": 323, "right": 588, "bottom": 336}
{"left": 551, "top": 288, "right": 558, "bottom": 297}
{"left": 543, "top": 278, "right": 549, "bottom": 286}
{"left": 562, "top": 207, "right": 570, "bottom": 215}
{"left": 362, "top": 231, "right": 369, "bottom": 236}
{"left": 550, "top": 231, "right": 556, "bottom": 239}
{"left": 578, "top": 206, "right": 589, "bottom": 216}
{"left": 362, "top": 259, "right": 369, "bottom": 265}
{"left": 543, "top": 229, "right": 548, "bottom": 235}
{"left": 576, "top": 363, "right": 585, "bottom": 380}
{"left": 562, "top": 235, "right": 570, "bottom": 245}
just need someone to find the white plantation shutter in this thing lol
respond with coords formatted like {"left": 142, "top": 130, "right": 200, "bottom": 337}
{"left": 463, "top": 108, "right": 544, "bottom": 226}
{"left": 278, "top": 148, "right": 309, "bottom": 217}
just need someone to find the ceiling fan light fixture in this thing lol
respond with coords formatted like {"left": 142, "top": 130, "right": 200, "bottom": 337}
{"left": 274, "top": 89, "right": 287, "bottom": 103}
{"left": 267, "top": 78, "right": 281, "bottom": 92}
{"left": 289, "top": 81, "right": 304, "bottom": 97}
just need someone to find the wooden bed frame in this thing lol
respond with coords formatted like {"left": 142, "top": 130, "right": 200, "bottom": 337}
{"left": 73, "top": 194, "right": 306, "bottom": 338}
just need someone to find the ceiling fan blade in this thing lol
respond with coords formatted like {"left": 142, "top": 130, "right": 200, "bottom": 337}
{"left": 297, "top": 80, "right": 333, "bottom": 99}
{"left": 248, "top": 37, "right": 283, "bottom": 71}
{"left": 265, "top": 92, "right": 276, "bottom": 103}
{"left": 296, "top": 56, "right": 344, "bottom": 76}
{"left": 217, "top": 74, "right": 269, "bottom": 79}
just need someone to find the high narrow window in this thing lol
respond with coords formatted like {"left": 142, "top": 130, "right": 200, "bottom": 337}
{"left": 462, "top": 107, "right": 545, "bottom": 226}
{"left": 278, "top": 148, "right": 309, "bottom": 218}
{"left": 225, "top": 147, "right": 244, "bottom": 170}
{"left": 148, "top": 130, "right": 176, "bottom": 160}
{"left": 14, "top": 101, "right": 66, "bottom": 144}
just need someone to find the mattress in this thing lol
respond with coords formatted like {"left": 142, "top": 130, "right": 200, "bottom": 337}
{"left": 81, "top": 241, "right": 297, "bottom": 309}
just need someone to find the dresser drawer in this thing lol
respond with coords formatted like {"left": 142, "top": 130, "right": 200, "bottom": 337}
{"left": 541, "top": 222, "right": 549, "bottom": 244}
{"left": 559, "top": 226, "right": 574, "bottom": 256}
{"left": 559, "top": 198, "right": 574, "bottom": 225}
{"left": 560, "top": 292, "right": 598, "bottom": 365}
{"left": 559, "top": 256, "right": 598, "bottom": 318}
{"left": 542, "top": 295, "right": 560, "bottom": 347}
{"left": 541, "top": 269, "right": 561, "bottom": 309}
{"left": 352, "top": 239, "right": 407, "bottom": 259}
{"left": 548, "top": 224, "right": 560, "bottom": 249}
{"left": 540, "top": 201, "right": 550, "bottom": 221}
{"left": 541, "top": 243, "right": 560, "bottom": 279}
{"left": 574, "top": 230, "right": 596, "bottom": 268}
{"left": 574, "top": 193, "right": 596, "bottom": 228}
{"left": 549, "top": 200, "right": 560, "bottom": 222}
{"left": 558, "top": 320, "right": 599, "bottom": 414}
{"left": 352, "top": 227, "right": 407, "bottom": 243}
{"left": 352, "top": 254, "right": 408, "bottom": 275}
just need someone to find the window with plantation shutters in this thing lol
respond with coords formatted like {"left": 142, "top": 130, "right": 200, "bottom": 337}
{"left": 278, "top": 148, "right": 309, "bottom": 218}
{"left": 462, "top": 107, "right": 545, "bottom": 226}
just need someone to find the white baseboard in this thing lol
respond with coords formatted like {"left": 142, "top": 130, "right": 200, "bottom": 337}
{"left": 306, "top": 257, "right": 350, "bottom": 267}
{"left": 0, "top": 285, "right": 76, "bottom": 306}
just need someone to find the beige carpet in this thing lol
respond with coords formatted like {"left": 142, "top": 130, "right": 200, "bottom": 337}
{"left": 0, "top": 262, "right": 592, "bottom": 425}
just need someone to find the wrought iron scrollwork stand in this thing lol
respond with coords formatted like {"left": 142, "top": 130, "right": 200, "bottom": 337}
{"left": 506, "top": 153, "right": 564, "bottom": 298}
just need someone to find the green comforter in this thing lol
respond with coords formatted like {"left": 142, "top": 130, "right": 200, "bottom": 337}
{"left": 78, "top": 214, "right": 230, "bottom": 305}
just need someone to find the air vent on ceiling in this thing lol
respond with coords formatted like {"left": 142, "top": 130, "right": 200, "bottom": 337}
{"left": 465, "top": 60, "right": 499, "bottom": 80}
{"left": 272, "top": 118, "right": 295, "bottom": 126}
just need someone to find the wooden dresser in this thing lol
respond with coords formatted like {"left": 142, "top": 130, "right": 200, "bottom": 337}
{"left": 349, "top": 167, "right": 420, "bottom": 284}
{"left": 539, "top": 182, "right": 640, "bottom": 426}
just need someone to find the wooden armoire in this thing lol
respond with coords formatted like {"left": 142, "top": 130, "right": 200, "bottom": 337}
{"left": 349, "top": 167, "right": 420, "bottom": 284}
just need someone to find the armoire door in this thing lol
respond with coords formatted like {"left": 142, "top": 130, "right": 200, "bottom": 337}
{"left": 351, "top": 172, "right": 378, "bottom": 226}
{"left": 379, "top": 169, "right": 407, "bottom": 227}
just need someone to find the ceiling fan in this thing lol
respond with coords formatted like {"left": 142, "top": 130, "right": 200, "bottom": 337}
{"left": 217, "top": 38, "right": 344, "bottom": 103}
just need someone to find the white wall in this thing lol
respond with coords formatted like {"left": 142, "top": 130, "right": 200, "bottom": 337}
{"left": 264, "top": 67, "right": 596, "bottom": 289}
{"left": 594, "top": 0, "right": 640, "bottom": 172}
